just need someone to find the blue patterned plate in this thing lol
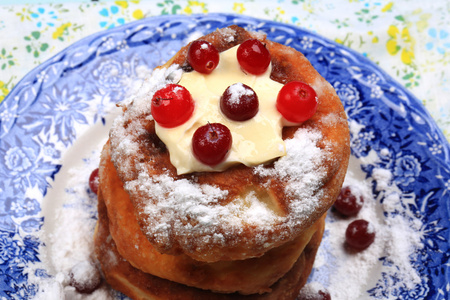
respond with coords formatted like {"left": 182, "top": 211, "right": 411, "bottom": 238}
{"left": 0, "top": 14, "right": 449, "bottom": 299}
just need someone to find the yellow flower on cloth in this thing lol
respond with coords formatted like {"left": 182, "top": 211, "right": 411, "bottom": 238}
{"left": 0, "top": 81, "right": 9, "bottom": 102}
{"left": 115, "top": 1, "right": 129, "bottom": 8}
{"left": 132, "top": 9, "right": 144, "bottom": 19}
{"left": 53, "top": 23, "right": 71, "bottom": 40}
{"left": 381, "top": 2, "right": 393, "bottom": 13}
{"left": 233, "top": 3, "right": 245, "bottom": 14}
{"left": 386, "top": 25, "right": 415, "bottom": 65}
{"left": 114, "top": 0, "right": 143, "bottom": 19}
{"left": 183, "top": 1, "right": 207, "bottom": 14}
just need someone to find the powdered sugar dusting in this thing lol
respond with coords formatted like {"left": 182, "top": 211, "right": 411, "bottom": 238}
{"left": 109, "top": 65, "right": 181, "bottom": 178}
{"left": 304, "top": 125, "right": 424, "bottom": 298}
{"left": 30, "top": 147, "right": 115, "bottom": 299}
{"left": 218, "top": 26, "right": 236, "bottom": 43}
{"left": 125, "top": 170, "right": 284, "bottom": 246}
{"left": 255, "top": 128, "right": 326, "bottom": 218}
{"left": 298, "top": 281, "right": 328, "bottom": 299}
{"left": 226, "top": 82, "right": 255, "bottom": 106}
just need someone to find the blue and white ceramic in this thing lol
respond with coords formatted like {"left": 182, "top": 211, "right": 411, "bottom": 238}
{"left": 0, "top": 14, "right": 449, "bottom": 299}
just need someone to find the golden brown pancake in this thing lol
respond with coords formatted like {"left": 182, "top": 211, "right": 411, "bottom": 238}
{"left": 94, "top": 188, "right": 325, "bottom": 300}
{"left": 95, "top": 25, "right": 350, "bottom": 299}
{"left": 99, "top": 141, "right": 325, "bottom": 294}
{"left": 107, "top": 25, "right": 350, "bottom": 263}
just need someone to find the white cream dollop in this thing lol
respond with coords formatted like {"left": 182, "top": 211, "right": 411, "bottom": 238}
{"left": 155, "top": 46, "right": 286, "bottom": 175}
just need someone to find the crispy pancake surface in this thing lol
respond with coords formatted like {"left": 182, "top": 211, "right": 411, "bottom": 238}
{"left": 99, "top": 141, "right": 324, "bottom": 294}
{"left": 108, "top": 25, "right": 350, "bottom": 262}
{"left": 94, "top": 189, "right": 325, "bottom": 300}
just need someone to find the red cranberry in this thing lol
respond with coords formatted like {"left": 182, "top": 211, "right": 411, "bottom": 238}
{"left": 192, "top": 123, "right": 232, "bottom": 166}
{"left": 276, "top": 81, "right": 318, "bottom": 123}
{"left": 299, "top": 288, "right": 331, "bottom": 300}
{"left": 187, "top": 40, "right": 220, "bottom": 74}
{"left": 151, "top": 84, "right": 195, "bottom": 128}
{"left": 237, "top": 39, "right": 271, "bottom": 75}
{"left": 334, "top": 186, "right": 364, "bottom": 216}
{"left": 220, "top": 83, "right": 259, "bottom": 121}
{"left": 68, "top": 260, "right": 102, "bottom": 294}
{"left": 345, "top": 219, "right": 376, "bottom": 250}
{"left": 89, "top": 168, "right": 99, "bottom": 195}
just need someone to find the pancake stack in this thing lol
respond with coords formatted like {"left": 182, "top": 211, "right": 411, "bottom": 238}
{"left": 94, "top": 25, "right": 350, "bottom": 299}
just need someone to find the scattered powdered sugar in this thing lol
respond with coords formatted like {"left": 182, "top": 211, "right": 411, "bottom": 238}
{"left": 126, "top": 171, "right": 282, "bottom": 245}
{"left": 110, "top": 64, "right": 180, "bottom": 131}
{"left": 320, "top": 112, "right": 341, "bottom": 127}
{"left": 70, "top": 261, "right": 97, "bottom": 285}
{"left": 255, "top": 129, "right": 323, "bottom": 180}
{"left": 217, "top": 26, "right": 236, "bottom": 43}
{"left": 172, "top": 84, "right": 184, "bottom": 93}
{"left": 33, "top": 275, "right": 65, "bottom": 300}
{"left": 298, "top": 281, "right": 329, "bottom": 299}
{"left": 109, "top": 65, "right": 181, "bottom": 178}
{"left": 124, "top": 126, "right": 326, "bottom": 250}
{"left": 255, "top": 128, "right": 326, "bottom": 218}
{"left": 372, "top": 167, "right": 393, "bottom": 192}
{"left": 226, "top": 82, "right": 255, "bottom": 106}
{"left": 303, "top": 129, "right": 424, "bottom": 298}
{"left": 184, "top": 31, "right": 205, "bottom": 44}
{"left": 248, "top": 29, "right": 267, "bottom": 41}
{"left": 310, "top": 75, "right": 332, "bottom": 98}
{"left": 29, "top": 149, "right": 114, "bottom": 299}
{"left": 240, "top": 191, "right": 279, "bottom": 223}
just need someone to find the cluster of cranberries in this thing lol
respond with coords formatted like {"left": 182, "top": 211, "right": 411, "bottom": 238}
{"left": 150, "top": 38, "right": 318, "bottom": 166}
{"left": 334, "top": 186, "right": 375, "bottom": 251}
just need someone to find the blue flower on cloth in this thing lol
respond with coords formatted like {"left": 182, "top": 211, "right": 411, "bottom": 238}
{"left": 30, "top": 7, "right": 57, "bottom": 28}
{"left": 99, "top": 5, "right": 125, "bottom": 29}
{"left": 426, "top": 28, "right": 450, "bottom": 54}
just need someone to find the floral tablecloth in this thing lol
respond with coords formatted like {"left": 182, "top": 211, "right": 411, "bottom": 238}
{"left": 0, "top": 0, "right": 449, "bottom": 142}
